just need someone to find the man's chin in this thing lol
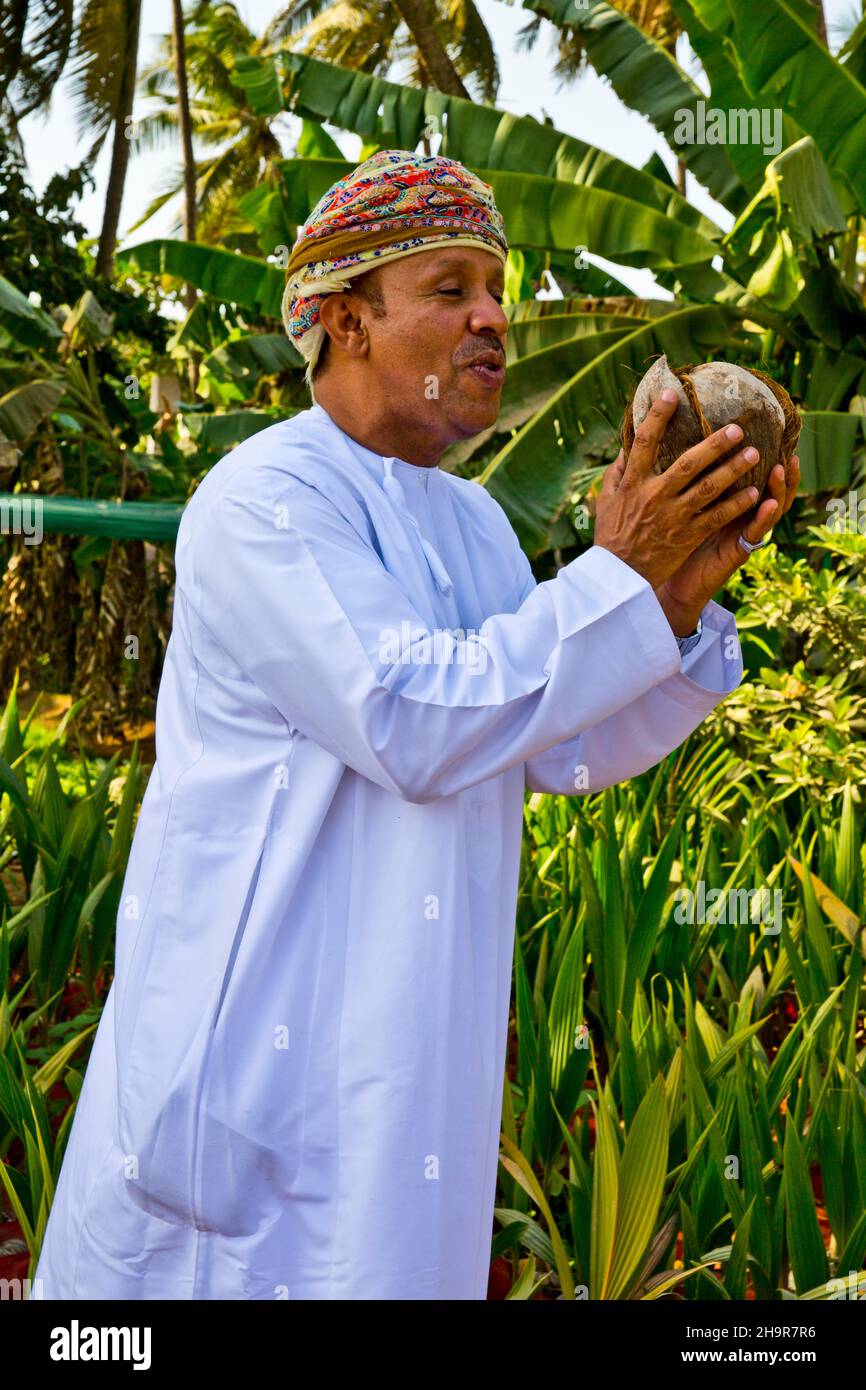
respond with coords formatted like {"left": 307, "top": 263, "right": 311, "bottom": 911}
{"left": 447, "top": 385, "right": 503, "bottom": 438}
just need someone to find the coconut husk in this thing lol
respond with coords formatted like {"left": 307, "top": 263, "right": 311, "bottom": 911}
{"left": 621, "top": 355, "right": 801, "bottom": 501}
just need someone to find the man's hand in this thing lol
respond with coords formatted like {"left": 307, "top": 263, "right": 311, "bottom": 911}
{"left": 594, "top": 390, "right": 764, "bottom": 591}
{"left": 653, "top": 453, "right": 801, "bottom": 635}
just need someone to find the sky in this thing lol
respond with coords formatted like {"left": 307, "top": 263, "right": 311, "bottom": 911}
{"left": 16, "top": 0, "right": 863, "bottom": 300}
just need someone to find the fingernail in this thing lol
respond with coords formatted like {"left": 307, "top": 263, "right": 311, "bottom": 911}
{"left": 661, "top": 389, "right": 678, "bottom": 402}
{"left": 744, "top": 446, "right": 759, "bottom": 462}
{"left": 726, "top": 424, "right": 743, "bottom": 441}
{"left": 748, "top": 487, "right": 759, "bottom": 500}
{"left": 768, "top": 500, "right": 779, "bottom": 513}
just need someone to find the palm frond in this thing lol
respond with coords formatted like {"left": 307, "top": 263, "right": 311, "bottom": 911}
{"left": 1, "top": 0, "right": 74, "bottom": 121}
{"left": 68, "top": 0, "right": 140, "bottom": 156}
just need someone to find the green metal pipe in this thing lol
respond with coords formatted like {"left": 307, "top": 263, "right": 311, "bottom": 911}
{"left": 0, "top": 494, "right": 185, "bottom": 543}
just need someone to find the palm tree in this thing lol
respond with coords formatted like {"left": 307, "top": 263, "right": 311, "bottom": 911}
{"left": 0, "top": 0, "right": 141, "bottom": 268}
{"left": 69, "top": 0, "right": 143, "bottom": 277}
{"left": 172, "top": 0, "right": 200, "bottom": 390}
{"left": 132, "top": 1, "right": 283, "bottom": 246}
{"left": 263, "top": 0, "right": 499, "bottom": 103}
{"left": 173, "top": 0, "right": 198, "bottom": 252}
{"left": 0, "top": 0, "right": 75, "bottom": 149}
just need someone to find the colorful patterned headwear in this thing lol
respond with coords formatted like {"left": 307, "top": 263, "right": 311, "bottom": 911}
{"left": 281, "top": 149, "right": 509, "bottom": 388}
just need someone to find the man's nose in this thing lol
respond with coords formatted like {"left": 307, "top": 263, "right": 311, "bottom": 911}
{"left": 468, "top": 290, "right": 509, "bottom": 341}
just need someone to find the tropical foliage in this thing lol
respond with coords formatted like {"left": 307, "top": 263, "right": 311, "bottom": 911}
{"left": 1, "top": 0, "right": 864, "bottom": 1300}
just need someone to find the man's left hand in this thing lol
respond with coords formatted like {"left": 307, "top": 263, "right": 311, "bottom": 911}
{"left": 653, "top": 455, "right": 800, "bottom": 636}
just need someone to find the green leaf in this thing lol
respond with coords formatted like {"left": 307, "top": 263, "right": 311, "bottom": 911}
{"left": 669, "top": 0, "right": 802, "bottom": 195}
{"left": 202, "top": 332, "right": 303, "bottom": 384}
{"left": 689, "top": 0, "right": 866, "bottom": 212}
{"left": 62, "top": 290, "right": 115, "bottom": 347}
{"left": 590, "top": 1092, "right": 620, "bottom": 1298}
{"left": 795, "top": 413, "right": 862, "bottom": 492}
{"left": 607, "top": 1075, "right": 669, "bottom": 1299}
{"left": 624, "top": 800, "right": 691, "bottom": 1012}
{"left": 0, "top": 275, "right": 62, "bottom": 350}
{"left": 233, "top": 53, "right": 284, "bottom": 117}
{"left": 182, "top": 409, "right": 287, "bottom": 451}
{"left": 479, "top": 303, "right": 742, "bottom": 555}
{"left": 783, "top": 1119, "right": 829, "bottom": 1294}
{"left": 513, "top": 0, "right": 745, "bottom": 209}
{"left": 279, "top": 51, "right": 720, "bottom": 237}
{"left": 275, "top": 158, "right": 719, "bottom": 271}
{"left": 0, "top": 379, "right": 64, "bottom": 442}
{"left": 447, "top": 327, "right": 633, "bottom": 468}
{"left": 118, "top": 242, "right": 284, "bottom": 318}
{"left": 504, "top": 310, "right": 652, "bottom": 360}
{"left": 297, "top": 118, "right": 344, "bottom": 160}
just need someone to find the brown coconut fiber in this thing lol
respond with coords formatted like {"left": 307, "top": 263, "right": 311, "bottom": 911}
{"left": 621, "top": 355, "right": 801, "bottom": 502}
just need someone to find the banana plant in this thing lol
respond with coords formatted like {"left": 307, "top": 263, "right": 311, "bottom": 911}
{"left": 111, "top": 27, "right": 866, "bottom": 563}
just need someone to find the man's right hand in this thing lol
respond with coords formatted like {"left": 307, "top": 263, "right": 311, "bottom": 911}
{"left": 593, "top": 389, "right": 762, "bottom": 591}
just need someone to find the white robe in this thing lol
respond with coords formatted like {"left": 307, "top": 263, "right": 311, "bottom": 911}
{"left": 34, "top": 401, "right": 742, "bottom": 1301}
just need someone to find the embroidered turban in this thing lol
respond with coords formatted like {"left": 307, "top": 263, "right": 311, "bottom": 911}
{"left": 280, "top": 149, "right": 509, "bottom": 387}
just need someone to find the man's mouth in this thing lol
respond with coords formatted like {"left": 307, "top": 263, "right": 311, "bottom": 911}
{"left": 460, "top": 352, "right": 506, "bottom": 388}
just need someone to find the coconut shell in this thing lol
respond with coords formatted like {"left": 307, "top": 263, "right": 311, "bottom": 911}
{"left": 628, "top": 355, "right": 788, "bottom": 500}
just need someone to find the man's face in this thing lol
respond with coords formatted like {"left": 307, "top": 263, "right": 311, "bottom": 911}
{"left": 351, "top": 245, "right": 508, "bottom": 447}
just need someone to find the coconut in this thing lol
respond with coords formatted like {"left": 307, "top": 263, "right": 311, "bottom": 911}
{"left": 623, "top": 355, "right": 801, "bottom": 501}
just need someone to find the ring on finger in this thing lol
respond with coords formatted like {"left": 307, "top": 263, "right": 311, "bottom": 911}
{"left": 737, "top": 533, "right": 770, "bottom": 555}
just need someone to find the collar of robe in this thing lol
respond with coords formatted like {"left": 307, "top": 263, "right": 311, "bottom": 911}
{"left": 380, "top": 456, "right": 454, "bottom": 596}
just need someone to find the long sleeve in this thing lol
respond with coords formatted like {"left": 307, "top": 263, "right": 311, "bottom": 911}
{"left": 178, "top": 475, "right": 688, "bottom": 804}
{"left": 515, "top": 546, "right": 744, "bottom": 795}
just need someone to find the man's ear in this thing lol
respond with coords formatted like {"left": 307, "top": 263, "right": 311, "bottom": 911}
{"left": 318, "top": 292, "right": 370, "bottom": 362}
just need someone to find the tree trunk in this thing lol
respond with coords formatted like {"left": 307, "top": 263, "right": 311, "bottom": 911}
{"left": 172, "top": 0, "right": 199, "bottom": 393}
{"left": 95, "top": 0, "right": 142, "bottom": 278}
{"left": 392, "top": 0, "right": 471, "bottom": 99}
{"left": 677, "top": 158, "right": 687, "bottom": 197}
{"left": 172, "top": 0, "right": 196, "bottom": 246}
{"left": 809, "top": 1, "right": 829, "bottom": 48}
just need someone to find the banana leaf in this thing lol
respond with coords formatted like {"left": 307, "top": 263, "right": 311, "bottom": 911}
{"left": 724, "top": 140, "right": 848, "bottom": 298}
{"left": 795, "top": 412, "right": 863, "bottom": 491}
{"left": 233, "top": 51, "right": 285, "bottom": 116}
{"left": 183, "top": 409, "right": 286, "bottom": 451}
{"left": 117, "top": 242, "right": 284, "bottom": 318}
{"left": 838, "top": 12, "right": 866, "bottom": 87}
{"left": 202, "top": 332, "right": 303, "bottom": 383}
{"left": 276, "top": 50, "right": 722, "bottom": 240}
{"left": 669, "top": 0, "right": 803, "bottom": 197}
{"left": 445, "top": 327, "right": 634, "bottom": 468}
{"left": 0, "top": 275, "right": 61, "bottom": 351}
{"left": 0, "top": 380, "right": 64, "bottom": 442}
{"left": 688, "top": 0, "right": 866, "bottom": 213}
{"left": 513, "top": 0, "right": 745, "bottom": 209}
{"left": 505, "top": 313, "right": 648, "bottom": 360}
{"left": 506, "top": 295, "right": 673, "bottom": 323}
{"left": 274, "top": 159, "right": 719, "bottom": 270}
{"left": 478, "top": 302, "right": 743, "bottom": 554}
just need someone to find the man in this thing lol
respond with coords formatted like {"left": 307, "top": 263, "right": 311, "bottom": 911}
{"left": 35, "top": 150, "right": 798, "bottom": 1301}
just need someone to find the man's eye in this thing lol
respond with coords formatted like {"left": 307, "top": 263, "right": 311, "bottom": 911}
{"left": 438, "top": 287, "right": 462, "bottom": 296}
